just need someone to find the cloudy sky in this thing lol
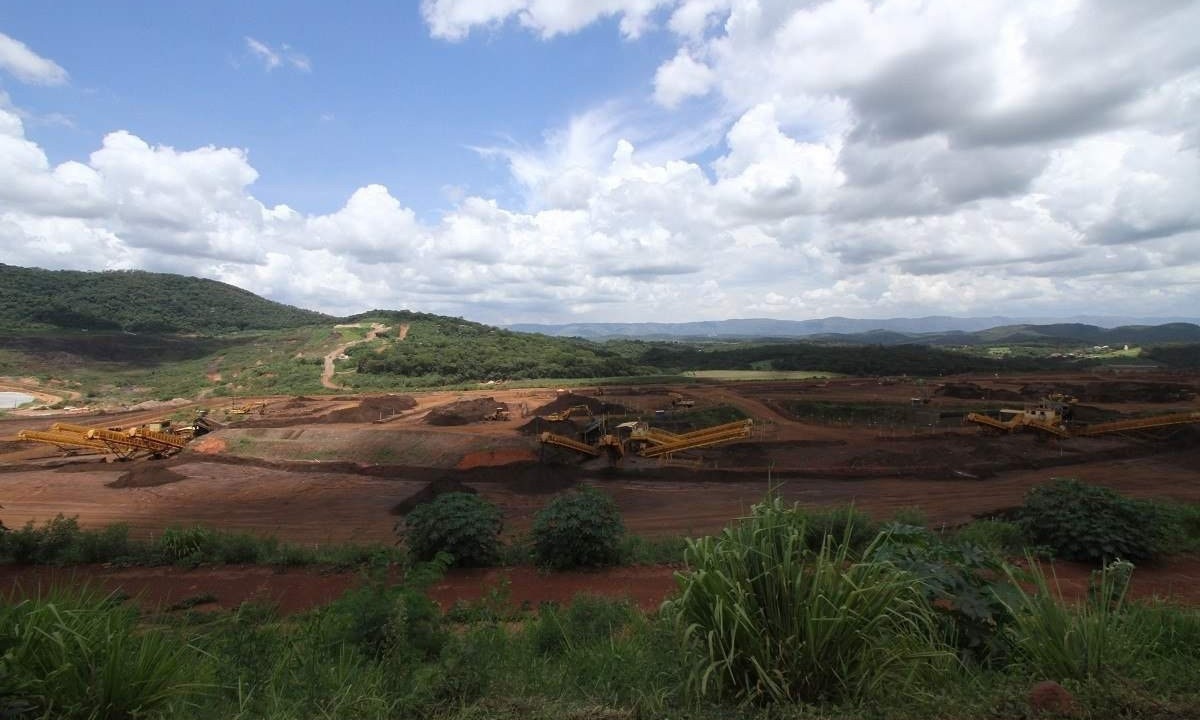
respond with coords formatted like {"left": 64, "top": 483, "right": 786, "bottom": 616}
{"left": 1, "top": 1, "right": 1198, "bottom": 323}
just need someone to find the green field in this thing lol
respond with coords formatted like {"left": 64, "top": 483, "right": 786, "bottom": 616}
{"left": 686, "top": 369, "right": 841, "bottom": 381}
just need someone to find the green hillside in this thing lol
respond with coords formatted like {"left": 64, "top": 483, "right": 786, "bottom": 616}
{"left": 1, "top": 264, "right": 1195, "bottom": 406}
{"left": 0, "top": 264, "right": 330, "bottom": 333}
{"left": 351, "top": 312, "right": 641, "bottom": 385}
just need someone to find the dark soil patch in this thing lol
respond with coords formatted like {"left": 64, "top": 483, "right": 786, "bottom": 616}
{"left": 1021, "top": 381, "right": 1196, "bottom": 403}
{"left": 714, "top": 441, "right": 771, "bottom": 465}
{"left": 938, "top": 383, "right": 1023, "bottom": 401}
{"left": 318, "top": 395, "right": 417, "bottom": 423}
{"left": 425, "top": 397, "right": 506, "bottom": 426}
{"left": 107, "top": 464, "right": 188, "bottom": 488}
{"left": 530, "top": 392, "right": 627, "bottom": 417}
{"left": 391, "top": 476, "right": 476, "bottom": 515}
{"left": 517, "top": 417, "right": 579, "bottom": 435}
{"left": 450, "top": 461, "right": 582, "bottom": 494}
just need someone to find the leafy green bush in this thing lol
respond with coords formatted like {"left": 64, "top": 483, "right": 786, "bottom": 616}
{"left": 533, "top": 488, "right": 624, "bottom": 570}
{"left": 870, "top": 524, "right": 1020, "bottom": 662}
{"left": 664, "top": 496, "right": 951, "bottom": 704}
{"left": 3, "top": 514, "right": 84, "bottom": 564}
{"left": 0, "top": 588, "right": 202, "bottom": 718}
{"left": 1159, "top": 502, "right": 1200, "bottom": 555}
{"left": 1019, "top": 479, "right": 1166, "bottom": 563}
{"left": 403, "top": 493, "right": 502, "bottom": 567}
{"left": 319, "top": 560, "right": 448, "bottom": 660}
{"left": 74, "top": 524, "right": 134, "bottom": 563}
{"left": 802, "top": 504, "right": 878, "bottom": 554}
{"left": 528, "top": 595, "right": 636, "bottom": 656}
{"left": 954, "top": 519, "right": 1025, "bottom": 554}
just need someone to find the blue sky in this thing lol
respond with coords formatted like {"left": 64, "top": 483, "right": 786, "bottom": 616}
{"left": 1, "top": 1, "right": 1198, "bottom": 323}
{"left": 3, "top": 1, "right": 671, "bottom": 217}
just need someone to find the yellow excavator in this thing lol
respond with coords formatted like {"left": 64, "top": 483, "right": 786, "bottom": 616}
{"left": 227, "top": 401, "right": 267, "bottom": 416}
{"left": 542, "top": 404, "right": 593, "bottom": 422}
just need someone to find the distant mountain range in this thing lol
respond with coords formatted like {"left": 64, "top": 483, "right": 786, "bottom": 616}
{"left": 806, "top": 323, "right": 1200, "bottom": 347}
{"left": 508, "top": 316, "right": 1200, "bottom": 341}
{"left": 4, "top": 262, "right": 1197, "bottom": 349}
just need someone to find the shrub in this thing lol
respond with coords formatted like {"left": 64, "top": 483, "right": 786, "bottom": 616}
{"left": 1019, "top": 479, "right": 1166, "bottom": 563}
{"left": 802, "top": 504, "right": 878, "bottom": 555}
{"left": 533, "top": 488, "right": 624, "bottom": 570}
{"left": 1001, "top": 558, "right": 1150, "bottom": 680}
{"left": 404, "top": 493, "right": 502, "bottom": 567}
{"left": 528, "top": 595, "right": 636, "bottom": 656}
{"left": 870, "top": 524, "right": 1020, "bottom": 662}
{"left": 664, "top": 495, "right": 951, "bottom": 704}
{"left": 0, "top": 588, "right": 202, "bottom": 718}
{"left": 75, "top": 524, "right": 134, "bottom": 564}
{"left": 156, "top": 525, "right": 215, "bottom": 564}
{"left": 954, "top": 519, "right": 1025, "bottom": 554}
{"left": 4, "top": 514, "right": 84, "bottom": 564}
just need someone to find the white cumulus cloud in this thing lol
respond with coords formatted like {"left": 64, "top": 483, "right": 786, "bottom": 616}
{"left": 0, "top": 32, "right": 68, "bottom": 85}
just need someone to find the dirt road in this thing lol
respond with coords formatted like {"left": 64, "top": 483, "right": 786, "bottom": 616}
{"left": 322, "top": 323, "right": 388, "bottom": 390}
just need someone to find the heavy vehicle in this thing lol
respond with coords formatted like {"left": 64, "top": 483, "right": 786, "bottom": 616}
{"left": 18, "top": 419, "right": 199, "bottom": 459}
{"left": 543, "top": 404, "right": 593, "bottom": 422}
{"left": 483, "top": 407, "right": 510, "bottom": 421}
{"left": 669, "top": 392, "right": 695, "bottom": 408}
{"left": 539, "top": 418, "right": 752, "bottom": 462}
{"left": 227, "top": 401, "right": 267, "bottom": 416}
{"left": 965, "top": 399, "right": 1200, "bottom": 439}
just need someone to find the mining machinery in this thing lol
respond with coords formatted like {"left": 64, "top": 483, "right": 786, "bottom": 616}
{"left": 542, "top": 404, "right": 593, "bottom": 422}
{"left": 538, "top": 418, "right": 753, "bottom": 463}
{"left": 483, "top": 407, "right": 511, "bottom": 421}
{"left": 965, "top": 399, "right": 1200, "bottom": 439}
{"left": 227, "top": 401, "right": 267, "bottom": 416}
{"left": 17, "top": 418, "right": 200, "bottom": 459}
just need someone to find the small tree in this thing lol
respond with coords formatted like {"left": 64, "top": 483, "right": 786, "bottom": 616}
{"left": 403, "top": 493, "right": 502, "bottom": 567}
{"left": 533, "top": 487, "right": 624, "bottom": 570}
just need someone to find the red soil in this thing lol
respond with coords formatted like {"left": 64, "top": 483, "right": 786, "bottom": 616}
{"left": 427, "top": 566, "right": 680, "bottom": 612}
{"left": 456, "top": 448, "right": 539, "bottom": 469}
{"left": 3, "top": 555, "right": 1197, "bottom": 619}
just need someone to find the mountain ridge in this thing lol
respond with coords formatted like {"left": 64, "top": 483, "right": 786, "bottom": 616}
{"left": 509, "top": 316, "right": 1200, "bottom": 339}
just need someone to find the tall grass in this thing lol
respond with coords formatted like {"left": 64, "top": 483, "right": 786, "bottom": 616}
{"left": 663, "top": 495, "right": 953, "bottom": 704}
{"left": 1000, "top": 558, "right": 1151, "bottom": 681}
{"left": 0, "top": 588, "right": 204, "bottom": 719}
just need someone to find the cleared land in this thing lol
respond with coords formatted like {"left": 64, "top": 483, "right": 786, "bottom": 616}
{"left": 2, "top": 370, "right": 1198, "bottom": 604}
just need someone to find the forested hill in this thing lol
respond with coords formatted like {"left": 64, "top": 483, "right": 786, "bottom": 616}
{"left": 0, "top": 264, "right": 330, "bottom": 333}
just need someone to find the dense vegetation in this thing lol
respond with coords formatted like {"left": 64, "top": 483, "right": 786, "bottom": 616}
{"left": 1018, "top": 479, "right": 1171, "bottom": 563}
{"left": 3, "top": 485, "right": 1200, "bottom": 719}
{"left": 1145, "top": 343, "right": 1200, "bottom": 368}
{"left": 2, "top": 264, "right": 1196, "bottom": 402}
{"left": 532, "top": 488, "right": 625, "bottom": 570}
{"left": 608, "top": 338, "right": 1057, "bottom": 375}
{"left": 402, "top": 493, "right": 503, "bottom": 567}
{"left": 352, "top": 315, "right": 641, "bottom": 384}
{"left": 0, "top": 264, "right": 329, "bottom": 333}
{"left": 0, "top": 515, "right": 401, "bottom": 567}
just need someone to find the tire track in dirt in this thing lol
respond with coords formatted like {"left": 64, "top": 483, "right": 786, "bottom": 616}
{"left": 322, "top": 323, "right": 387, "bottom": 390}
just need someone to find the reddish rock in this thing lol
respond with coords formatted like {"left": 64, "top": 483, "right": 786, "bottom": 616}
{"left": 1029, "top": 680, "right": 1076, "bottom": 716}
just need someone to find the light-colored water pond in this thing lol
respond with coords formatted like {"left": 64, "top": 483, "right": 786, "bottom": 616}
{"left": 0, "top": 392, "right": 35, "bottom": 409}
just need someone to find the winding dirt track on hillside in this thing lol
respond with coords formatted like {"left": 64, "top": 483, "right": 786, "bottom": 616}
{"left": 321, "top": 323, "right": 387, "bottom": 390}
{"left": 0, "top": 380, "right": 79, "bottom": 407}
